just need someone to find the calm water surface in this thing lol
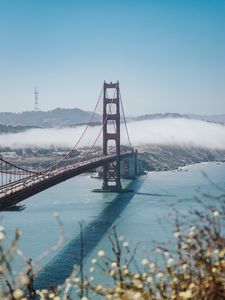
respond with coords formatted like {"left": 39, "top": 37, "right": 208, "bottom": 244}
{"left": 1, "top": 162, "right": 225, "bottom": 287}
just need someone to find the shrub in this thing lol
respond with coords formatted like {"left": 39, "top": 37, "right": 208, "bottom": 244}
{"left": 0, "top": 194, "right": 224, "bottom": 299}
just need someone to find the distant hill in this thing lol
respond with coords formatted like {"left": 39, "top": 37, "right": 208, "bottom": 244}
{"left": 0, "top": 108, "right": 224, "bottom": 130}
{"left": 130, "top": 113, "right": 190, "bottom": 121}
{"left": 0, "top": 124, "right": 40, "bottom": 134}
{"left": 0, "top": 108, "right": 101, "bottom": 127}
{"left": 188, "top": 114, "right": 225, "bottom": 124}
{"left": 130, "top": 113, "right": 225, "bottom": 125}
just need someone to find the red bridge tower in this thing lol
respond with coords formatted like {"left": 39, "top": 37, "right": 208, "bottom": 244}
{"left": 102, "top": 81, "right": 122, "bottom": 191}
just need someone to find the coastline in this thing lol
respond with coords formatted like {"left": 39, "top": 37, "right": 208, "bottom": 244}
{"left": 138, "top": 145, "right": 225, "bottom": 172}
{"left": 146, "top": 160, "right": 225, "bottom": 175}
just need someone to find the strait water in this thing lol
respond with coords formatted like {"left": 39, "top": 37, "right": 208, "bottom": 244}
{"left": 1, "top": 162, "right": 225, "bottom": 288}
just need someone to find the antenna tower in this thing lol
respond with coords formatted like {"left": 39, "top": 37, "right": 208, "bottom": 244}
{"left": 34, "top": 87, "right": 39, "bottom": 111}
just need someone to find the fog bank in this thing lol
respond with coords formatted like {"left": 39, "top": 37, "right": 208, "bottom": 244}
{"left": 0, "top": 118, "right": 225, "bottom": 150}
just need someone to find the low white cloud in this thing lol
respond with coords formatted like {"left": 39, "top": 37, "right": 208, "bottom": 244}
{"left": 0, "top": 118, "right": 225, "bottom": 150}
{"left": 127, "top": 118, "right": 225, "bottom": 149}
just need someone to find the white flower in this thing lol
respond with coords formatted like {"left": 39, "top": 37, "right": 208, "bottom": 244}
{"left": 167, "top": 258, "right": 174, "bottom": 266}
{"left": 133, "top": 292, "right": 142, "bottom": 299}
{"left": 219, "top": 249, "right": 225, "bottom": 257}
{"left": 173, "top": 277, "right": 178, "bottom": 283}
{"left": 174, "top": 231, "right": 181, "bottom": 238}
{"left": 115, "top": 287, "right": 122, "bottom": 293}
{"left": 49, "top": 292, "right": 56, "bottom": 298}
{"left": 111, "top": 262, "right": 117, "bottom": 268}
{"left": 66, "top": 283, "right": 72, "bottom": 289}
{"left": 89, "top": 267, "right": 95, "bottom": 272}
{"left": 17, "top": 229, "right": 23, "bottom": 236}
{"left": 81, "top": 297, "right": 89, "bottom": 300}
{"left": 13, "top": 289, "right": 23, "bottom": 299}
{"left": 189, "top": 283, "right": 195, "bottom": 289}
{"left": 123, "top": 268, "right": 129, "bottom": 275}
{"left": 123, "top": 241, "right": 129, "bottom": 248}
{"left": 20, "top": 276, "right": 29, "bottom": 285}
{"left": 179, "top": 290, "right": 192, "bottom": 299}
{"left": 91, "top": 258, "right": 97, "bottom": 264}
{"left": 97, "top": 250, "right": 105, "bottom": 257}
{"left": 95, "top": 284, "right": 102, "bottom": 292}
{"left": 181, "top": 264, "right": 188, "bottom": 270}
{"left": 133, "top": 279, "right": 143, "bottom": 289}
{"left": 147, "top": 276, "right": 153, "bottom": 283}
{"left": 213, "top": 210, "right": 220, "bottom": 217}
{"left": 181, "top": 244, "right": 188, "bottom": 250}
{"left": 190, "top": 226, "right": 196, "bottom": 232}
{"left": 156, "top": 272, "right": 164, "bottom": 278}
{"left": 141, "top": 258, "right": 149, "bottom": 265}
{"left": 142, "top": 272, "right": 147, "bottom": 278}
{"left": 149, "top": 263, "right": 155, "bottom": 269}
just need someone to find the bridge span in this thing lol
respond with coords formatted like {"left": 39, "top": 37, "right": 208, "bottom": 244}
{"left": 0, "top": 81, "right": 145, "bottom": 210}
{"left": 0, "top": 152, "right": 135, "bottom": 210}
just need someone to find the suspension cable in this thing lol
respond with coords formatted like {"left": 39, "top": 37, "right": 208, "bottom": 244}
{"left": 0, "top": 83, "right": 132, "bottom": 185}
{"left": 0, "top": 86, "right": 103, "bottom": 176}
{"left": 40, "top": 86, "right": 104, "bottom": 171}
{"left": 75, "top": 83, "right": 119, "bottom": 165}
{"left": 119, "top": 90, "right": 132, "bottom": 149}
{"left": 0, "top": 157, "right": 36, "bottom": 175}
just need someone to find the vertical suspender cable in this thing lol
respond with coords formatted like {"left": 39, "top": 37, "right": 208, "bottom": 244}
{"left": 119, "top": 90, "right": 132, "bottom": 149}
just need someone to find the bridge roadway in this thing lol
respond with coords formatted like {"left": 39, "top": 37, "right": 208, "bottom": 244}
{"left": 0, "top": 151, "right": 133, "bottom": 210}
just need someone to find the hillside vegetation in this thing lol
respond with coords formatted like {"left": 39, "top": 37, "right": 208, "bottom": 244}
{"left": 0, "top": 108, "right": 101, "bottom": 127}
{"left": 138, "top": 145, "right": 225, "bottom": 171}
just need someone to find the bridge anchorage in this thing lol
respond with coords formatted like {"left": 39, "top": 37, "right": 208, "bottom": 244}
{"left": 93, "top": 81, "right": 141, "bottom": 193}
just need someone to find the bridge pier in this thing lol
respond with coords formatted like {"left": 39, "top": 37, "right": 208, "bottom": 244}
{"left": 120, "top": 150, "right": 144, "bottom": 179}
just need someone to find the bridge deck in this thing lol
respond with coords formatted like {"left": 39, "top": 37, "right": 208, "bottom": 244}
{"left": 0, "top": 152, "right": 132, "bottom": 210}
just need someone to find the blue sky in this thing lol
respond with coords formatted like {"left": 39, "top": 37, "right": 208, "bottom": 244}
{"left": 0, "top": 0, "right": 224, "bottom": 114}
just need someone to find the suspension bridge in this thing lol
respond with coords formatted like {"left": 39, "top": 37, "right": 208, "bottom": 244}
{"left": 0, "top": 82, "right": 143, "bottom": 211}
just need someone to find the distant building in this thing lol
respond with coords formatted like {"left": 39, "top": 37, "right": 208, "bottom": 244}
{"left": 1, "top": 151, "right": 18, "bottom": 158}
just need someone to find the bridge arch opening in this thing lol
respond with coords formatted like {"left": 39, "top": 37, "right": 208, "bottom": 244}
{"left": 106, "top": 139, "right": 117, "bottom": 155}
{"left": 106, "top": 103, "right": 117, "bottom": 114}
{"left": 105, "top": 87, "right": 118, "bottom": 99}
{"left": 106, "top": 120, "right": 117, "bottom": 134}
